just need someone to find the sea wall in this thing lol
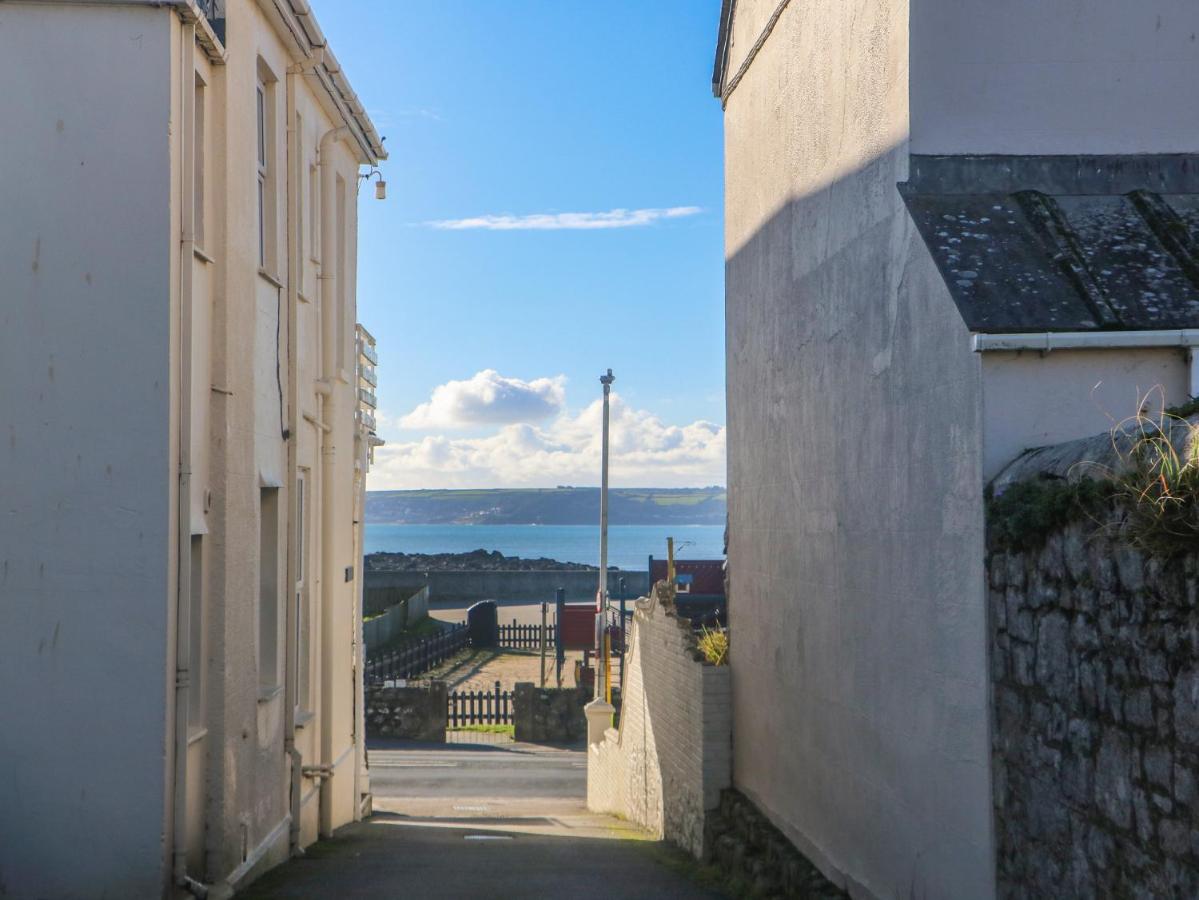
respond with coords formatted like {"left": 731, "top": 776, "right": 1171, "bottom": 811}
{"left": 989, "top": 515, "right": 1199, "bottom": 897}
{"left": 365, "top": 569, "right": 650, "bottom": 606}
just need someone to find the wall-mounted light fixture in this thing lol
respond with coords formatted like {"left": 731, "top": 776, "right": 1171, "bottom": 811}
{"left": 359, "top": 167, "right": 386, "bottom": 200}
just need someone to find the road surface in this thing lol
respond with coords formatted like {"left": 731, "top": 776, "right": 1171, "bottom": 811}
{"left": 240, "top": 738, "right": 727, "bottom": 899}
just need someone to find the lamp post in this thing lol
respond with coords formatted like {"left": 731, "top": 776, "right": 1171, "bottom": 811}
{"left": 585, "top": 370, "right": 618, "bottom": 734}
{"left": 596, "top": 369, "right": 614, "bottom": 699}
{"left": 597, "top": 369, "right": 614, "bottom": 613}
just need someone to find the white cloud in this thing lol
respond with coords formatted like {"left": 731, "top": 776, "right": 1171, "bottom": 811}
{"left": 427, "top": 206, "right": 702, "bottom": 231}
{"left": 399, "top": 369, "right": 567, "bottom": 430}
{"left": 370, "top": 394, "right": 726, "bottom": 489}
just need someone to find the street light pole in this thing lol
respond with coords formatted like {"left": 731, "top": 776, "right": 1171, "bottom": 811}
{"left": 584, "top": 369, "right": 619, "bottom": 737}
{"left": 598, "top": 369, "right": 614, "bottom": 611}
{"left": 596, "top": 369, "right": 614, "bottom": 699}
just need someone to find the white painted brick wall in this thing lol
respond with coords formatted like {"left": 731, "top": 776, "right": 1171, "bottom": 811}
{"left": 587, "top": 587, "right": 732, "bottom": 859}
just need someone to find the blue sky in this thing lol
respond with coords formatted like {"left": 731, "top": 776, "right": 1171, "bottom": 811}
{"left": 319, "top": 2, "right": 725, "bottom": 489}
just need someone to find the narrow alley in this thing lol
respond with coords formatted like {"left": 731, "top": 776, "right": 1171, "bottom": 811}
{"left": 241, "top": 739, "right": 727, "bottom": 899}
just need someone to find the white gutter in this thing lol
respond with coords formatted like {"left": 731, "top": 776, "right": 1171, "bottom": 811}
{"left": 972, "top": 329, "right": 1199, "bottom": 398}
{"left": 268, "top": 0, "right": 386, "bottom": 163}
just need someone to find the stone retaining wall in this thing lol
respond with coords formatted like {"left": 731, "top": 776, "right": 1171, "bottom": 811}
{"left": 587, "top": 583, "right": 731, "bottom": 859}
{"left": 364, "top": 682, "right": 447, "bottom": 742}
{"left": 989, "top": 513, "right": 1199, "bottom": 896}
{"left": 513, "top": 684, "right": 588, "bottom": 743}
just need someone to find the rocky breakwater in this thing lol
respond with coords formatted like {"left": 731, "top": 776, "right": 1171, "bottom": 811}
{"left": 366, "top": 548, "right": 600, "bottom": 573}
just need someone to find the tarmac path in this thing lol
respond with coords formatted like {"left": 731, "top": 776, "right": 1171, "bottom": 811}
{"left": 239, "top": 738, "right": 728, "bottom": 899}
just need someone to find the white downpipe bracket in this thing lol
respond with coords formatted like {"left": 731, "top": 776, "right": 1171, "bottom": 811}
{"left": 972, "top": 330, "right": 1199, "bottom": 400}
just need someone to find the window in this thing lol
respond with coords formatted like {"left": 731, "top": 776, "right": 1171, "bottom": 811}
{"left": 295, "top": 113, "right": 304, "bottom": 263}
{"left": 256, "top": 84, "right": 265, "bottom": 265}
{"left": 188, "top": 535, "right": 205, "bottom": 730}
{"left": 336, "top": 174, "right": 346, "bottom": 371}
{"left": 256, "top": 61, "right": 277, "bottom": 271}
{"left": 259, "top": 487, "right": 280, "bottom": 690}
{"left": 194, "top": 74, "right": 206, "bottom": 248}
{"left": 296, "top": 471, "right": 305, "bottom": 576}
{"left": 295, "top": 470, "right": 310, "bottom": 712}
{"left": 309, "top": 163, "right": 319, "bottom": 262}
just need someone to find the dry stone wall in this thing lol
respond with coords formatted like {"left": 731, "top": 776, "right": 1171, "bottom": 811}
{"left": 989, "top": 513, "right": 1199, "bottom": 897}
{"left": 512, "top": 684, "right": 589, "bottom": 743}
{"left": 364, "top": 682, "right": 447, "bottom": 742}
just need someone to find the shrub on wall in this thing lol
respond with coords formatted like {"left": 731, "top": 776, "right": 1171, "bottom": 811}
{"left": 697, "top": 626, "right": 729, "bottom": 666}
{"left": 987, "top": 398, "right": 1199, "bottom": 558}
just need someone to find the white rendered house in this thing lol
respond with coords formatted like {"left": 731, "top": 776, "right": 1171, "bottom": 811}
{"left": 0, "top": 1, "right": 385, "bottom": 896}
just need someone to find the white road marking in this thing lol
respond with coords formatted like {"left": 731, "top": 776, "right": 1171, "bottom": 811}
{"left": 372, "top": 762, "right": 460, "bottom": 768}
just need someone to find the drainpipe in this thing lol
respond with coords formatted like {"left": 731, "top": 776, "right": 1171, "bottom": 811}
{"left": 282, "top": 62, "right": 303, "bottom": 857}
{"left": 317, "top": 124, "right": 349, "bottom": 838}
{"left": 173, "top": 20, "right": 201, "bottom": 898}
{"left": 972, "top": 329, "right": 1199, "bottom": 398}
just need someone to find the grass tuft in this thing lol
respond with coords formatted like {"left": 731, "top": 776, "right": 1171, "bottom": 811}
{"left": 1108, "top": 400, "right": 1199, "bottom": 556}
{"left": 987, "top": 389, "right": 1199, "bottom": 557}
{"left": 447, "top": 723, "right": 514, "bottom": 735}
{"left": 696, "top": 626, "right": 729, "bottom": 666}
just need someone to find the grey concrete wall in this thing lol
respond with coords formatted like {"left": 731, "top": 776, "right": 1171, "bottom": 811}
{"left": 363, "top": 586, "right": 430, "bottom": 649}
{"left": 981, "top": 349, "right": 1190, "bottom": 481}
{"left": 365, "top": 569, "right": 650, "bottom": 606}
{"left": 989, "top": 516, "right": 1199, "bottom": 896}
{"left": 722, "top": 1, "right": 995, "bottom": 896}
{"left": 0, "top": 5, "right": 173, "bottom": 897}
{"left": 911, "top": 0, "right": 1199, "bottom": 154}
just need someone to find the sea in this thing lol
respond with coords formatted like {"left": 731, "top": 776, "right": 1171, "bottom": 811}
{"left": 363, "top": 523, "right": 725, "bottom": 571}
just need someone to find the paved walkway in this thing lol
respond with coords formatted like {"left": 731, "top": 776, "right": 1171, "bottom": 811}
{"left": 240, "top": 739, "right": 727, "bottom": 899}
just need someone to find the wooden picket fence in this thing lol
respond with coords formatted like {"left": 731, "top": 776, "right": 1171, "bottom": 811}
{"left": 497, "top": 620, "right": 554, "bottom": 651}
{"left": 364, "top": 623, "right": 469, "bottom": 684}
{"left": 448, "top": 680, "right": 512, "bottom": 727}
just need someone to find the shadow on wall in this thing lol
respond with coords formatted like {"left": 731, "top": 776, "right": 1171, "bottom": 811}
{"left": 723, "top": 133, "right": 997, "bottom": 899}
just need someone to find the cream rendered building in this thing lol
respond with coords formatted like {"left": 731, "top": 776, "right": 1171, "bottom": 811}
{"left": 0, "top": 1, "right": 385, "bottom": 897}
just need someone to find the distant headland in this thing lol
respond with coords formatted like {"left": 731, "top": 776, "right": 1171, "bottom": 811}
{"left": 365, "top": 487, "right": 727, "bottom": 526}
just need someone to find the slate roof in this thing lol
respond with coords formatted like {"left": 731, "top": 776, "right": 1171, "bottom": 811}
{"left": 901, "top": 155, "right": 1199, "bottom": 333}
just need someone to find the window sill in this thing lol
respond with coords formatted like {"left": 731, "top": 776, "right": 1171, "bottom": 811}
{"left": 258, "top": 684, "right": 283, "bottom": 704}
{"left": 295, "top": 710, "right": 315, "bottom": 729}
{"left": 257, "top": 268, "right": 284, "bottom": 289}
{"left": 187, "top": 726, "right": 208, "bottom": 746}
{"left": 193, "top": 246, "right": 215, "bottom": 265}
